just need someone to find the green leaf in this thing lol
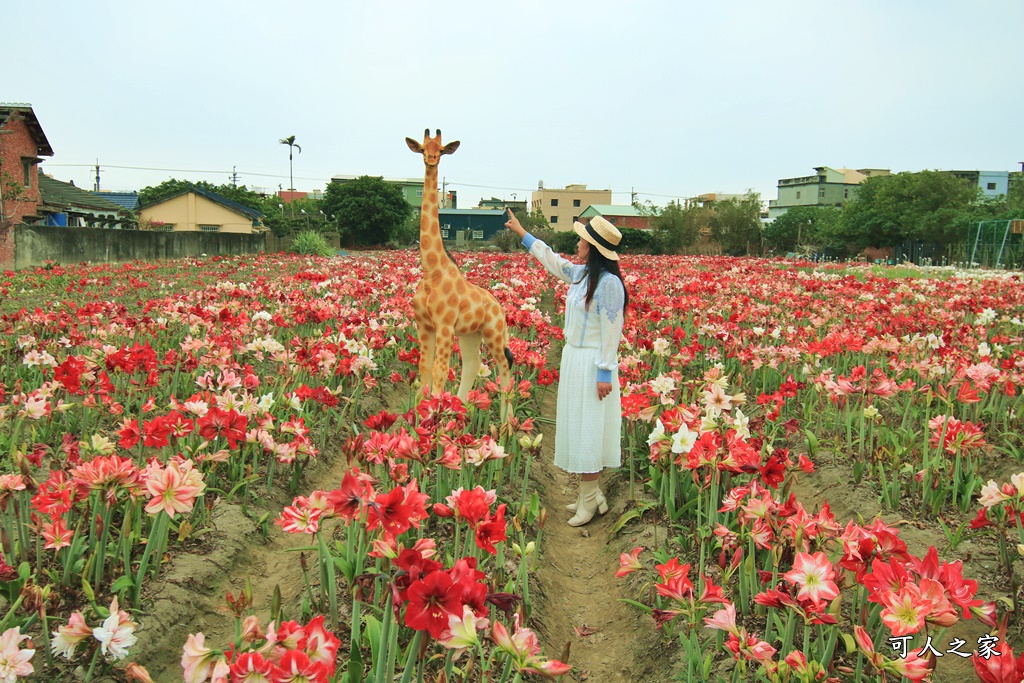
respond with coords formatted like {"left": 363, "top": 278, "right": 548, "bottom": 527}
{"left": 608, "top": 509, "right": 643, "bottom": 536}
{"left": 617, "top": 598, "right": 653, "bottom": 615}
{"left": 111, "top": 575, "right": 135, "bottom": 593}
{"left": 841, "top": 633, "right": 856, "bottom": 654}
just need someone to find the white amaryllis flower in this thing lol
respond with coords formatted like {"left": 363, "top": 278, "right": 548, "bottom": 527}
{"left": 649, "top": 374, "right": 676, "bottom": 397}
{"left": 977, "top": 308, "right": 997, "bottom": 326}
{"left": 257, "top": 393, "right": 275, "bottom": 412}
{"left": 1011, "top": 472, "right": 1024, "bottom": 494}
{"left": 731, "top": 408, "right": 751, "bottom": 439}
{"left": 671, "top": 424, "right": 698, "bottom": 455}
{"left": 438, "top": 605, "right": 489, "bottom": 650}
{"left": 979, "top": 480, "right": 1012, "bottom": 509}
{"left": 702, "top": 384, "right": 733, "bottom": 415}
{"left": 978, "top": 342, "right": 991, "bottom": 358}
{"left": 863, "top": 405, "right": 880, "bottom": 420}
{"left": 651, "top": 338, "right": 670, "bottom": 357}
{"left": 92, "top": 597, "right": 137, "bottom": 660}
{"left": 646, "top": 419, "right": 667, "bottom": 447}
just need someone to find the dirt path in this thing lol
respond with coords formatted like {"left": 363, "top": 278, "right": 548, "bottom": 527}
{"left": 136, "top": 445, "right": 359, "bottom": 682}
{"left": 530, "top": 386, "right": 675, "bottom": 682}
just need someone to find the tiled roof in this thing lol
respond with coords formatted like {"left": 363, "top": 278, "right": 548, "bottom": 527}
{"left": 141, "top": 185, "right": 263, "bottom": 220}
{"left": 91, "top": 191, "right": 140, "bottom": 211}
{"left": 0, "top": 103, "right": 54, "bottom": 156}
{"left": 38, "top": 175, "right": 125, "bottom": 212}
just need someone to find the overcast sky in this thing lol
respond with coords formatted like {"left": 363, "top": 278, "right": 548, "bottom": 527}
{"left": 7, "top": 1, "right": 1022, "bottom": 209}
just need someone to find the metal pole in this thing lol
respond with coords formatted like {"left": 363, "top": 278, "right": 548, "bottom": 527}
{"left": 970, "top": 221, "right": 983, "bottom": 266}
{"left": 996, "top": 220, "right": 1011, "bottom": 269}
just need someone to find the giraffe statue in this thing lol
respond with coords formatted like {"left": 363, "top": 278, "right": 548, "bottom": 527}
{"left": 405, "top": 129, "right": 513, "bottom": 402}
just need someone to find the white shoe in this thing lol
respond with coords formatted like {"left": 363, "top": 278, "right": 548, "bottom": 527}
{"left": 568, "top": 480, "right": 606, "bottom": 527}
{"left": 566, "top": 488, "right": 608, "bottom": 514}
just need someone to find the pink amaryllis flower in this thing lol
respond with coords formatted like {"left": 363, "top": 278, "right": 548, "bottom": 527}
{"left": 615, "top": 547, "right": 644, "bottom": 577}
{"left": 703, "top": 602, "right": 740, "bottom": 636}
{"left": 275, "top": 500, "right": 323, "bottom": 535}
{"left": 878, "top": 584, "right": 931, "bottom": 636}
{"left": 143, "top": 459, "right": 206, "bottom": 519}
{"left": 782, "top": 552, "right": 839, "bottom": 608}
{"left": 181, "top": 633, "right": 219, "bottom": 683}
{"left": 0, "top": 627, "right": 34, "bottom": 681}
{"left": 51, "top": 611, "right": 93, "bottom": 659}
{"left": 854, "top": 625, "right": 932, "bottom": 682}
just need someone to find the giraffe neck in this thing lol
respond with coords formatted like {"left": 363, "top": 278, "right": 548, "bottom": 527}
{"left": 419, "top": 164, "right": 447, "bottom": 275}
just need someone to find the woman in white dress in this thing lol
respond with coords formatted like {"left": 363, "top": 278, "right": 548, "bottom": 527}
{"left": 503, "top": 211, "right": 629, "bottom": 526}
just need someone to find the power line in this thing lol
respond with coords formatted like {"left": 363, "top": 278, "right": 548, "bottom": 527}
{"left": 44, "top": 162, "right": 701, "bottom": 200}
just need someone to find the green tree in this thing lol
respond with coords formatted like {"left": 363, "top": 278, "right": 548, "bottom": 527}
{"left": 763, "top": 206, "right": 842, "bottom": 253}
{"left": 138, "top": 180, "right": 276, "bottom": 215}
{"left": 649, "top": 201, "right": 709, "bottom": 254}
{"left": 709, "top": 192, "right": 763, "bottom": 256}
{"left": 322, "top": 176, "right": 412, "bottom": 247}
{"left": 839, "top": 171, "right": 980, "bottom": 248}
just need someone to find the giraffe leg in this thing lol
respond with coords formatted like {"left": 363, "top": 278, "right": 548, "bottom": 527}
{"left": 417, "top": 325, "right": 436, "bottom": 396}
{"left": 432, "top": 327, "right": 455, "bottom": 396}
{"left": 455, "top": 332, "right": 483, "bottom": 402}
{"left": 482, "top": 311, "right": 512, "bottom": 422}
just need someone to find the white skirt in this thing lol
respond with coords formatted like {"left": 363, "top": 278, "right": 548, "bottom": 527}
{"left": 554, "top": 344, "right": 622, "bottom": 474}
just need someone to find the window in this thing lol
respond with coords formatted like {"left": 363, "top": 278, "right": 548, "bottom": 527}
{"left": 550, "top": 215, "right": 558, "bottom": 223}
{"left": 22, "top": 159, "right": 32, "bottom": 188}
{"left": 199, "top": 225, "right": 220, "bottom": 232}
{"left": 987, "top": 182, "right": 997, "bottom": 190}
{"left": 441, "top": 229, "right": 449, "bottom": 238}
{"left": 819, "top": 189, "right": 826, "bottom": 198}
{"left": 573, "top": 199, "right": 581, "bottom": 207}
{"left": 573, "top": 216, "right": 578, "bottom": 223}
{"left": 550, "top": 199, "right": 558, "bottom": 207}
{"left": 472, "top": 230, "right": 484, "bottom": 240}
{"left": 796, "top": 191, "right": 801, "bottom": 199}
{"left": 844, "top": 189, "right": 849, "bottom": 199}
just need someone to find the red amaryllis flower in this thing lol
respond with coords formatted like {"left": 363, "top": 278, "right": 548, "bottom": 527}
{"left": 405, "top": 570, "right": 462, "bottom": 639}
{"left": 53, "top": 355, "right": 86, "bottom": 394}
{"left": 474, "top": 504, "right": 507, "bottom": 555}
{"left": 31, "top": 470, "right": 84, "bottom": 516}
{"left": 274, "top": 649, "right": 329, "bottom": 683}
{"left": 326, "top": 468, "right": 374, "bottom": 522}
{"left": 72, "top": 455, "right": 141, "bottom": 493}
{"left": 366, "top": 486, "right": 414, "bottom": 537}
{"left": 116, "top": 419, "right": 142, "bottom": 450}
{"left": 229, "top": 651, "right": 275, "bottom": 682}
{"left": 196, "top": 407, "right": 247, "bottom": 449}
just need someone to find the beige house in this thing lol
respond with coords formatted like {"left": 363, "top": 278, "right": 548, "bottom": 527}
{"left": 531, "top": 183, "right": 612, "bottom": 231}
{"left": 139, "top": 187, "right": 264, "bottom": 234}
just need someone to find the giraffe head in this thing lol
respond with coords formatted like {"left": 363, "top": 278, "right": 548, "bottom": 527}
{"left": 406, "top": 129, "right": 460, "bottom": 167}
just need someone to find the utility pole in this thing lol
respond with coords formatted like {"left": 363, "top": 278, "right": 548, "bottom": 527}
{"left": 231, "top": 166, "right": 239, "bottom": 187}
{"left": 442, "top": 177, "right": 448, "bottom": 208}
{"left": 94, "top": 160, "right": 101, "bottom": 192}
{"left": 631, "top": 187, "right": 637, "bottom": 206}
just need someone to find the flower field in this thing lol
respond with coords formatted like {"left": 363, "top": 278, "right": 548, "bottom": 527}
{"left": 0, "top": 251, "right": 1023, "bottom": 682}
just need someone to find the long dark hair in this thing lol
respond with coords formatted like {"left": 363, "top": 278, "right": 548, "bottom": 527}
{"left": 576, "top": 247, "right": 629, "bottom": 311}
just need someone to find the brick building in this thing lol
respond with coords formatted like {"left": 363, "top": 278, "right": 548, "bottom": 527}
{"left": 1, "top": 104, "right": 54, "bottom": 268}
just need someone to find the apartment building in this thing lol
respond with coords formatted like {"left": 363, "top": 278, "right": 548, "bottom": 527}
{"left": 531, "top": 183, "right": 612, "bottom": 230}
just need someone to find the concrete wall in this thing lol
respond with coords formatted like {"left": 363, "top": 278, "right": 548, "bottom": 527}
{"left": 11, "top": 225, "right": 265, "bottom": 270}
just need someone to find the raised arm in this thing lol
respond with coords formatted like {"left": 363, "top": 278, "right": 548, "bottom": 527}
{"left": 504, "top": 209, "right": 578, "bottom": 283}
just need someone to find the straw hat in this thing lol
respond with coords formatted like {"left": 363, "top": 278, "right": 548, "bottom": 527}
{"left": 573, "top": 216, "right": 622, "bottom": 261}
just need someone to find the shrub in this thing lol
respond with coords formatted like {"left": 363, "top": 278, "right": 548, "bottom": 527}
{"left": 491, "top": 229, "right": 523, "bottom": 253}
{"left": 618, "top": 227, "right": 656, "bottom": 254}
{"left": 551, "top": 230, "right": 579, "bottom": 254}
{"left": 289, "top": 230, "right": 333, "bottom": 257}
